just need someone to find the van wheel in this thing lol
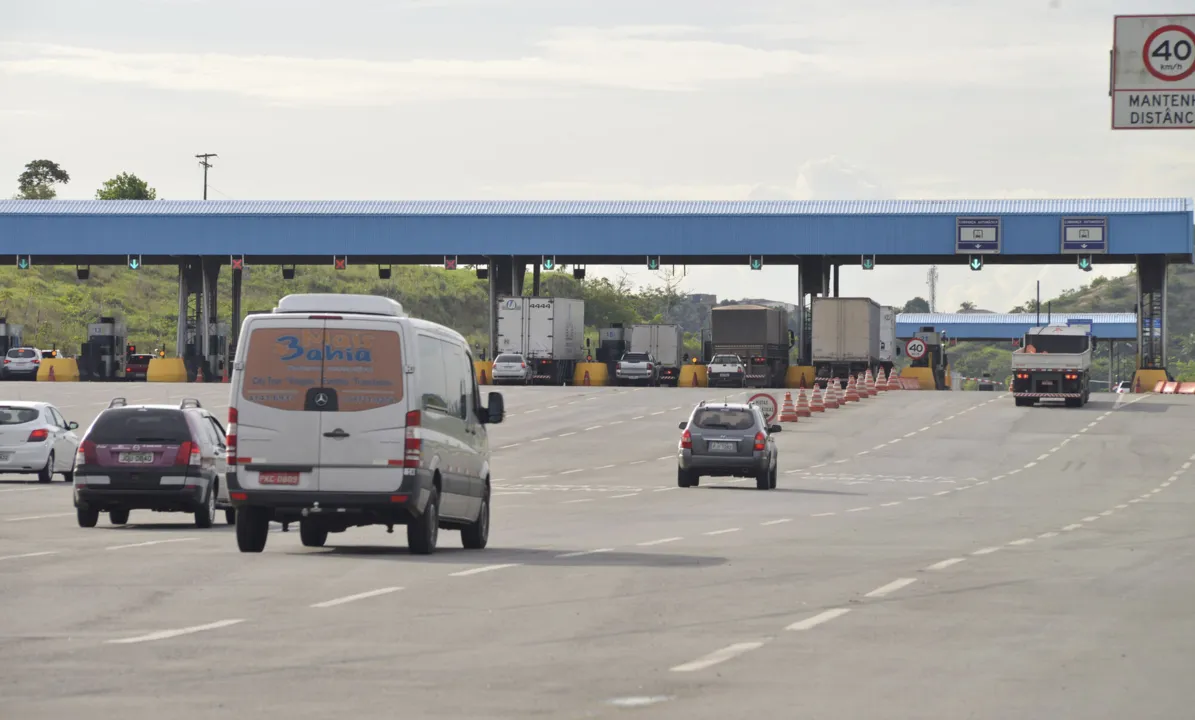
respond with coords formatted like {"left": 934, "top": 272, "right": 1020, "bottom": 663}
{"left": 300, "top": 520, "right": 328, "bottom": 548}
{"left": 407, "top": 489, "right": 439, "bottom": 555}
{"left": 224, "top": 508, "right": 236, "bottom": 525}
{"left": 109, "top": 508, "right": 129, "bottom": 525}
{"left": 461, "top": 495, "right": 489, "bottom": 550}
{"left": 236, "top": 506, "right": 270, "bottom": 553}
{"left": 194, "top": 484, "right": 216, "bottom": 529}
{"left": 37, "top": 453, "right": 54, "bottom": 483}
{"left": 76, "top": 506, "right": 99, "bottom": 528}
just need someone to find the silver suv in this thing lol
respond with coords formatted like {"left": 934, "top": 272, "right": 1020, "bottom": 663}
{"left": 677, "top": 402, "right": 780, "bottom": 490}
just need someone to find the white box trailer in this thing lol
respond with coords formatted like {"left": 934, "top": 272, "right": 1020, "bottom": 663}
{"left": 810, "top": 297, "right": 883, "bottom": 388}
{"left": 627, "top": 324, "right": 685, "bottom": 386}
{"left": 878, "top": 306, "right": 898, "bottom": 372}
{"left": 496, "top": 296, "right": 585, "bottom": 384}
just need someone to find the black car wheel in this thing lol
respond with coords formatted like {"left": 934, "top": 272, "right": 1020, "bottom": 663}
{"left": 76, "top": 506, "right": 99, "bottom": 528}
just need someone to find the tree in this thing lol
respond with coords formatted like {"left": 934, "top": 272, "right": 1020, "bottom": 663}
{"left": 96, "top": 172, "right": 157, "bottom": 200}
{"left": 902, "top": 296, "right": 930, "bottom": 313}
{"left": 959, "top": 301, "right": 976, "bottom": 312}
{"left": 15, "top": 159, "right": 70, "bottom": 199}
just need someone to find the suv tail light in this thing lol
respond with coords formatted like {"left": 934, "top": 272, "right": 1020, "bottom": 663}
{"left": 616, "top": 362, "right": 622, "bottom": 370}
{"left": 27, "top": 428, "right": 48, "bottom": 442}
{"left": 521, "top": 362, "right": 526, "bottom": 368}
{"left": 227, "top": 407, "right": 238, "bottom": 465}
{"left": 680, "top": 429, "right": 692, "bottom": 450}
{"left": 402, "top": 410, "right": 422, "bottom": 469}
{"left": 76, "top": 440, "right": 97, "bottom": 466}
{"left": 174, "top": 440, "right": 201, "bottom": 467}
{"left": 646, "top": 363, "right": 654, "bottom": 371}
{"left": 32, "top": 358, "right": 39, "bottom": 365}
{"left": 753, "top": 432, "right": 766, "bottom": 451}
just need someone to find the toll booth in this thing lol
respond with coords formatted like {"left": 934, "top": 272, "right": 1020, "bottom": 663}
{"left": 594, "top": 325, "right": 627, "bottom": 377}
{"left": 186, "top": 322, "right": 230, "bottom": 382}
{"left": 0, "top": 319, "right": 24, "bottom": 356}
{"left": 909, "top": 326, "right": 951, "bottom": 390}
{"left": 79, "top": 317, "right": 128, "bottom": 381}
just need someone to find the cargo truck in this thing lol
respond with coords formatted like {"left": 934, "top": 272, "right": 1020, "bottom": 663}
{"left": 626, "top": 324, "right": 684, "bottom": 386}
{"left": 709, "top": 305, "right": 794, "bottom": 388}
{"left": 811, "top": 297, "right": 883, "bottom": 387}
{"left": 1011, "top": 323, "right": 1092, "bottom": 407}
{"left": 878, "top": 305, "right": 898, "bottom": 376}
{"left": 496, "top": 296, "right": 585, "bottom": 385}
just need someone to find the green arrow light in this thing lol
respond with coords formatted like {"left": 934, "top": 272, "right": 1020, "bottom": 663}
{"left": 647, "top": 257, "right": 659, "bottom": 270}
{"left": 862, "top": 256, "right": 875, "bottom": 270}
{"left": 128, "top": 257, "right": 141, "bottom": 270}
{"left": 542, "top": 257, "right": 554, "bottom": 270}
{"left": 1078, "top": 256, "right": 1092, "bottom": 271}
{"left": 970, "top": 256, "right": 983, "bottom": 271}
{"left": 16, "top": 256, "right": 29, "bottom": 270}
{"left": 749, "top": 257, "right": 762, "bottom": 270}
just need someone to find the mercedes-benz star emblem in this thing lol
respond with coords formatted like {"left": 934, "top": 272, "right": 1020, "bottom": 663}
{"left": 314, "top": 393, "right": 329, "bottom": 407}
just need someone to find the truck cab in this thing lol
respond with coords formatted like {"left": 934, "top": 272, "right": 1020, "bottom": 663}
{"left": 1011, "top": 324, "right": 1092, "bottom": 407}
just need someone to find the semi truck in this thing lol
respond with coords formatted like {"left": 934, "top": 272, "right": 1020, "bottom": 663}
{"left": 625, "top": 323, "right": 684, "bottom": 386}
{"left": 496, "top": 296, "right": 585, "bottom": 385}
{"left": 709, "top": 304, "right": 794, "bottom": 388}
{"left": 878, "top": 305, "right": 898, "bottom": 377}
{"left": 1011, "top": 323, "right": 1092, "bottom": 407}
{"left": 810, "top": 297, "right": 884, "bottom": 387}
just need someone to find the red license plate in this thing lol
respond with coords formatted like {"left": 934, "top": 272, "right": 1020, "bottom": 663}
{"left": 259, "top": 472, "right": 300, "bottom": 486}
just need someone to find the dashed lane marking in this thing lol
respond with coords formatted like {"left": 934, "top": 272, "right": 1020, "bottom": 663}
{"left": 609, "top": 493, "right": 640, "bottom": 499}
{"left": 556, "top": 548, "right": 613, "bottom": 558}
{"left": 4, "top": 513, "right": 74, "bottom": 522}
{"left": 563, "top": 498, "right": 594, "bottom": 504}
{"left": 926, "top": 558, "right": 965, "bottom": 571}
{"left": 310, "top": 587, "right": 402, "bottom": 609}
{"left": 761, "top": 518, "right": 792, "bottom": 526}
{"left": 670, "top": 641, "right": 768, "bottom": 673}
{"left": 1038, "top": 531, "right": 1059, "bottom": 539}
{"left": 812, "top": 512, "right": 836, "bottom": 517}
{"left": 847, "top": 506, "right": 871, "bottom": 513}
{"left": 703, "top": 528, "right": 740, "bottom": 536}
{"left": 1008, "top": 538, "right": 1035, "bottom": 546}
{"left": 106, "top": 619, "right": 246, "bottom": 645}
{"left": 450, "top": 563, "right": 521, "bottom": 577}
{"left": 106, "top": 538, "right": 197, "bottom": 551}
{"left": 0, "top": 551, "right": 58, "bottom": 562}
{"left": 1062, "top": 523, "right": 1084, "bottom": 531}
{"left": 786, "top": 608, "right": 851, "bottom": 632}
{"left": 637, "top": 537, "right": 683, "bottom": 547}
{"left": 559, "top": 468, "right": 583, "bottom": 475}
{"left": 972, "top": 547, "right": 1002, "bottom": 556}
{"left": 864, "top": 578, "right": 917, "bottom": 598}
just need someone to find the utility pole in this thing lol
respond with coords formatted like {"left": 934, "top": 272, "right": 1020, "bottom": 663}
{"left": 195, "top": 153, "right": 217, "bottom": 200}
{"left": 926, "top": 266, "right": 939, "bottom": 312}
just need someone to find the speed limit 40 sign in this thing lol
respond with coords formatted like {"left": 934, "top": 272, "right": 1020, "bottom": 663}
{"left": 905, "top": 337, "right": 928, "bottom": 360}
{"left": 1112, "top": 15, "right": 1195, "bottom": 129}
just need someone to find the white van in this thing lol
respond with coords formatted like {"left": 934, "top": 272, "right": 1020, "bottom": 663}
{"left": 224, "top": 294, "right": 505, "bottom": 555}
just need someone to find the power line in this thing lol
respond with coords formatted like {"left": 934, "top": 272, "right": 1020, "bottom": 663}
{"left": 195, "top": 153, "right": 217, "bottom": 200}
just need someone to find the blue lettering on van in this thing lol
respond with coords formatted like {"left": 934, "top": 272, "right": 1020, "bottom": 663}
{"left": 277, "top": 336, "right": 374, "bottom": 363}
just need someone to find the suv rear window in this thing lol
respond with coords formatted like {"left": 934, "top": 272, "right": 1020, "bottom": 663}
{"left": 494, "top": 354, "right": 523, "bottom": 363}
{"left": 241, "top": 325, "right": 405, "bottom": 412}
{"left": 692, "top": 408, "right": 756, "bottom": 431}
{"left": 711, "top": 355, "right": 740, "bottom": 364}
{"left": 622, "top": 353, "right": 650, "bottom": 362}
{"left": 89, "top": 409, "right": 192, "bottom": 443}
{"left": 0, "top": 406, "right": 39, "bottom": 424}
{"left": 7, "top": 349, "right": 36, "bottom": 359}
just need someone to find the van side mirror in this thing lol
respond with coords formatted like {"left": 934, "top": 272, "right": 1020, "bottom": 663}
{"left": 484, "top": 392, "right": 505, "bottom": 424}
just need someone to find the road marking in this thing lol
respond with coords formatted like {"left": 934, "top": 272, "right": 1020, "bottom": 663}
{"left": 608, "top": 420, "right": 623, "bottom": 426}
{"left": 310, "top": 587, "right": 402, "bottom": 609}
{"left": 4, "top": 512, "right": 75, "bottom": 523}
{"left": 1115, "top": 504, "right": 1129, "bottom": 510}
{"left": 811, "top": 463, "right": 827, "bottom": 468}
{"left": 1008, "top": 538, "right": 1035, "bottom": 546}
{"left": 1129, "top": 498, "right": 1143, "bottom": 503}
{"left": 972, "top": 547, "right": 1002, "bottom": 555}
{"left": 933, "top": 490, "right": 951, "bottom": 496}
{"left": 559, "top": 469, "right": 583, "bottom": 475}
{"left": 107, "top": 619, "right": 246, "bottom": 645}
{"left": 0, "top": 487, "right": 51, "bottom": 494}
{"left": 558, "top": 432, "right": 576, "bottom": 438}
{"left": 532, "top": 438, "right": 549, "bottom": 443}
{"left": 1038, "top": 531, "right": 1059, "bottom": 539}
{"left": 1081, "top": 516, "right": 1100, "bottom": 522}
{"left": 812, "top": 512, "right": 836, "bottom": 517}
{"left": 548, "top": 405, "right": 559, "bottom": 409}
{"left": 556, "top": 548, "right": 613, "bottom": 558}
{"left": 1151, "top": 488, "right": 1163, "bottom": 494}
{"left": 975, "top": 480, "right": 989, "bottom": 486}
{"left": 609, "top": 492, "right": 640, "bottom": 499}
{"left": 857, "top": 450, "right": 871, "bottom": 456}
{"left": 907, "top": 496, "right": 926, "bottom": 501}
{"left": 106, "top": 538, "right": 197, "bottom": 551}
{"left": 585, "top": 425, "right": 603, "bottom": 431}
{"left": 632, "top": 416, "right": 645, "bottom": 420}
{"left": 1008, "top": 469, "right": 1021, "bottom": 475}
{"left": 926, "top": 558, "right": 965, "bottom": 570}
{"left": 880, "top": 501, "right": 902, "bottom": 507}
{"left": 670, "top": 641, "right": 767, "bottom": 673}
{"left": 563, "top": 498, "right": 594, "bottom": 504}
{"left": 0, "top": 550, "right": 58, "bottom": 562}
{"left": 933, "top": 420, "right": 943, "bottom": 425}
{"left": 704, "top": 528, "right": 740, "bottom": 536}
{"left": 450, "top": 563, "right": 521, "bottom": 577}
{"left": 888, "top": 438, "right": 901, "bottom": 444}
{"left": 1038, "top": 454, "right": 1051, "bottom": 461}
{"left": 650, "top": 411, "right": 665, "bottom": 416}
{"left": 595, "top": 464, "right": 615, "bottom": 470}
{"left": 1050, "top": 447, "right": 1061, "bottom": 453}
{"left": 653, "top": 487, "right": 677, "bottom": 492}
{"left": 786, "top": 607, "right": 851, "bottom": 631}
{"left": 864, "top": 578, "right": 917, "bottom": 598}
{"left": 631, "top": 460, "right": 646, "bottom": 465}
{"left": 1183, "top": 462, "right": 1192, "bottom": 470}
{"left": 499, "top": 443, "right": 521, "bottom": 450}
{"left": 847, "top": 506, "right": 871, "bottom": 513}
{"left": 919, "top": 426, "right": 931, "bottom": 432}
{"left": 521, "top": 475, "right": 548, "bottom": 480}
{"left": 523, "top": 409, "right": 540, "bottom": 414}
{"left": 1139, "top": 493, "right": 1152, "bottom": 499}
{"left": 637, "top": 537, "right": 682, "bottom": 547}
{"left": 1062, "top": 523, "right": 1084, "bottom": 531}
{"left": 1099, "top": 510, "right": 1115, "bottom": 516}
{"left": 834, "top": 459, "right": 849, "bottom": 464}
{"left": 761, "top": 518, "right": 791, "bottom": 526}
{"left": 657, "top": 455, "right": 673, "bottom": 461}
{"left": 904, "top": 432, "right": 917, "bottom": 438}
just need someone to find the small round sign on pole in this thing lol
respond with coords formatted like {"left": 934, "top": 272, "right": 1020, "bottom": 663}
{"left": 1143, "top": 24, "right": 1195, "bottom": 82}
{"left": 747, "top": 393, "right": 778, "bottom": 424}
{"left": 905, "top": 337, "right": 928, "bottom": 361}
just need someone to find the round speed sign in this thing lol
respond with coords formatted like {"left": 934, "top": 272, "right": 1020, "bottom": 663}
{"left": 1144, "top": 24, "right": 1195, "bottom": 82}
{"left": 905, "top": 337, "right": 928, "bottom": 360}
{"left": 747, "top": 393, "right": 778, "bottom": 423}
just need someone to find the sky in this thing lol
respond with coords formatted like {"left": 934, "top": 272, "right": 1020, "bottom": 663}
{"left": 3, "top": 0, "right": 1194, "bottom": 313}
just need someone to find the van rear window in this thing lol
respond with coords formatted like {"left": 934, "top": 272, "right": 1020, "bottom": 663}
{"left": 240, "top": 326, "right": 404, "bottom": 412}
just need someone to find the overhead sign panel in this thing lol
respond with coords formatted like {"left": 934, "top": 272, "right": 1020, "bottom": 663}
{"left": 1112, "top": 15, "right": 1195, "bottom": 129}
{"left": 955, "top": 217, "right": 1001, "bottom": 254}
{"left": 1060, "top": 217, "right": 1108, "bottom": 254}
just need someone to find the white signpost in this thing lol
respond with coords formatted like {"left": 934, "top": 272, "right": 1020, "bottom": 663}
{"left": 1112, "top": 15, "right": 1195, "bottom": 129}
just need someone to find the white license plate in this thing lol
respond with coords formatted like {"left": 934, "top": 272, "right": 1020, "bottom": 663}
{"left": 0, "top": 452, "right": 10, "bottom": 461}
{"left": 708, "top": 441, "right": 737, "bottom": 452}
{"left": 119, "top": 452, "right": 154, "bottom": 464}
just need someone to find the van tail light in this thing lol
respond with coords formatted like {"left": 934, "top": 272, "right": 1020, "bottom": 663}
{"left": 617, "top": 362, "right": 622, "bottom": 371}
{"left": 753, "top": 432, "right": 766, "bottom": 451}
{"left": 227, "top": 407, "right": 238, "bottom": 465}
{"left": 76, "top": 440, "right": 97, "bottom": 466}
{"left": 402, "top": 410, "right": 422, "bottom": 468}
{"left": 680, "top": 429, "right": 692, "bottom": 450}
{"left": 174, "top": 441, "right": 201, "bottom": 467}
{"left": 27, "top": 428, "right": 49, "bottom": 442}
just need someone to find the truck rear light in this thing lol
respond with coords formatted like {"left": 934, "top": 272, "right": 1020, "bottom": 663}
{"left": 753, "top": 432, "right": 766, "bottom": 451}
{"left": 174, "top": 441, "right": 201, "bottom": 466}
{"left": 227, "top": 407, "right": 238, "bottom": 465}
{"left": 27, "top": 428, "right": 49, "bottom": 442}
{"left": 680, "top": 429, "right": 692, "bottom": 449}
{"left": 404, "top": 410, "right": 422, "bottom": 468}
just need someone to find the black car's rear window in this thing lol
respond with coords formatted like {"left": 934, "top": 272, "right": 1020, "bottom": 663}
{"left": 88, "top": 409, "right": 192, "bottom": 444}
{"left": 7, "top": 349, "right": 36, "bottom": 359}
{"left": 692, "top": 408, "right": 755, "bottom": 431}
{"left": 0, "top": 406, "right": 39, "bottom": 425}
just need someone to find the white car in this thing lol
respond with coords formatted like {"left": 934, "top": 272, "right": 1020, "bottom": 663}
{"left": 490, "top": 353, "right": 532, "bottom": 385}
{"left": 2, "top": 347, "right": 44, "bottom": 381}
{"left": 0, "top": 401, "right": 81, "bottom": 482}
{"left": 707, "top": 354, "right": 747, "bottom": 388}
{"left": 1115, "top": 380, "right": 1132, "bottom": 394}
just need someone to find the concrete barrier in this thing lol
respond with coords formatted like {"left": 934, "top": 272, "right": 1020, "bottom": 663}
{"left": 574, "top": 362, "right": 609, "bottom": 386}
{"left": 1133, "top": 368, "right": 1168, "bottom": 393}
{"left": 678, "top": 364, "right": 708, "bottom": 388}
{"left": 785, "top": 366, "right": 815, "bottom": 389}
{"left": 147, "top": 358, "right": 188, "bottom": 383}
{"left": 898, "top": 367, "right": 937, "bottom": 390}
{"left": 474, "top": 360, "right": 492, "bottom": 385}
{"left": 36, "top": 358, "right": 80, "bottom": 382}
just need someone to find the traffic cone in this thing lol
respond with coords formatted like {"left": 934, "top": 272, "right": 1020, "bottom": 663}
{"left": 823, "top": 383, "right": 840, "bottom": 409}
{"left": 47, "top": 365, "right": 56, "bottom": 382}
{"left": 480, "top": 368, "right": 488, "bottom": 385}
{"left": 875, "top": 367, "right": 888, "bottom": 392}
{"left": 583, "top": 370, "right": 591, "bottom": 386}
{"left": 864, "top": 369, "right": 877, "bottom": 396}
{"left": 796, "top": 389, "right": 812, "bottom": 417}
{"left": 195, "top": 364, "right": 205, "bottom": 383}
{"left": 809, "top": 386, "right": 825, "bottom": 413}
{"left": 779, "top": 392, "right": 799, "bottom": 422}
{"left": 860, "top": 372, "right": 874, "bottom": 397}
{"left": 843, "top": 375, "right": 860, "bottom": 402}
{"left": 887, "top": 370, "right": 902, "bottom": 391}
{"left": 692, "top": 372, "right": 699, "bottom": 387}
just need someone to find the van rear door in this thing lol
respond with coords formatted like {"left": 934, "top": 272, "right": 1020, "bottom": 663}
{"left": 235, "top": 318, "right": 327, "bottom": 492}
{"left": 314, "top": 319, "right": 409, "bottom": 494}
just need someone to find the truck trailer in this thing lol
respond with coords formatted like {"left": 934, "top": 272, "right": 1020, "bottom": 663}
{"left": 710, "top": 304, "right": 793, "bottom": 388}
{"left": 810, "top": 297, "right": 882, "bottom": 387}
{"left": 626, "top": 324, "right": 685, "bottom": 386}
{"left": 1011, "top": 323, "right": 1092, "bottom": 407}
{"left": 496, "top": 296, "right": 585, "bottom": 385}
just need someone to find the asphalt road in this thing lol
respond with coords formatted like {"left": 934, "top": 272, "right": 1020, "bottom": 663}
{"left": 1, "top": 382, "right": 1192, "bottom": 719}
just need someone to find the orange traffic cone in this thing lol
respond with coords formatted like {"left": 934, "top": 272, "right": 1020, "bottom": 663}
{"left": 875, "top": 367, "right": 888, "bottom": 392}
{"left": 809, "top": 386, "right": 825, "bottom": 413}
{"left": 583, "top": 370, "right": 591, "bottom": 386}
{"left": 480, "top": 368, "right": 489, "bottom": 385}
{"left": 796, "top": 389, "right": 812, "bottom": 417}
{"left": 47, "top": 365, "right": 56, "bottom": 382}
{"left": 823, "top": 382, "right": 840, "bottom": 409}
{"left": 864, "top": 369, "right": 877, "bottom": 396}
{"left": 195, "top": 364, "right": 205, "bottom": 383}
{"left": 887, "top": 370, "right": 902, "bottom": 391}
{"left": 691, "top": 372, "right": 699, "bottom": 387}
{"left": 843, "top": 375, "right": 860, "bottom": 403}
{"left": 859, "top": 372, "right": 873, "bottom": 398}
{"left": 779, "top": 392, "right": 799, "bottom": 422}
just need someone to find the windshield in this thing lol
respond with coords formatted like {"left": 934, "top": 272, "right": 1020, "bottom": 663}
{"left": 494, "top": 354, "right": 523, "bottom": 363}
{"left": 711, "top": 355, "right": 741, "bottom": 364}
{"left": 1024, "top": 334, "right": 1089, "bottom": 354}
{"left": 7, "top": 349, "right": 36, "bottom": 359}
{"left": 692, "top": 408, "right": 755, "bottom": 430}
{"left": 88, "top": 409, "right": 192, "bottom": 444}
{"left": 0, "top": 406, "right": 39, "bottom": 425}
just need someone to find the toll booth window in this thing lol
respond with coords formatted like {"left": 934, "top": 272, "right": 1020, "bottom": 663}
{"left": 7, "top": 349, "right": 36, "bottom": 359}
{"left": 692, "top": 408, "right": 755, "bottom": 431}
{"left": 0, "top": 406, "right": 40, "bottom": 425}
{"left": 1028, "top": 335, "right": 1088, "bottom": 354}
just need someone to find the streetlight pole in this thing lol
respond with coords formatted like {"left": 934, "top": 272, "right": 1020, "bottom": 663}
{"left": 195, "top": 153, "right": 217, "bottom": 200}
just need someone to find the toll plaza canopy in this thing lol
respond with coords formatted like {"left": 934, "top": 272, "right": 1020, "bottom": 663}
{"left": 0, "top": 198, "right": 1190, "bottom": 265}
{"left": 896, "top": 313, "right": 1139, "bottom": 341}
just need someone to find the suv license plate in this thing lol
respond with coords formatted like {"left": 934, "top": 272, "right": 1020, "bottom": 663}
{"left": 259, "top": 472, "right": 300, "bottom": 486}
{"left": 119, "top": 452, "right": 154, "bottom": 464}
{"left": 0, "top": 452, "right": 10, "bottom": 461}
{"left": 708, "top": 441, "right": 736, "bottom": 452}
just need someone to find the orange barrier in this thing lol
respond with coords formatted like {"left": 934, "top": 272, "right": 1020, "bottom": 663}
{"left": 1178, "top": 382, "right": 1195, "bottom": 394}
{"left": 1162, "top": 381, "right": 1179, "bottom": 394}
{"left": 1154, "top": 380, "right": 1166, "bottom": 393}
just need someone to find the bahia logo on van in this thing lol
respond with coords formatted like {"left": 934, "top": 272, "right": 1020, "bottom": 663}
{"left": 275, "top": 335, "right": 374, "bottom": 363}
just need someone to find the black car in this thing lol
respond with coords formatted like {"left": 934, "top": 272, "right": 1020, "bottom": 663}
{"left": 676, "top": 401, "right": 781, "bottom": 490}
